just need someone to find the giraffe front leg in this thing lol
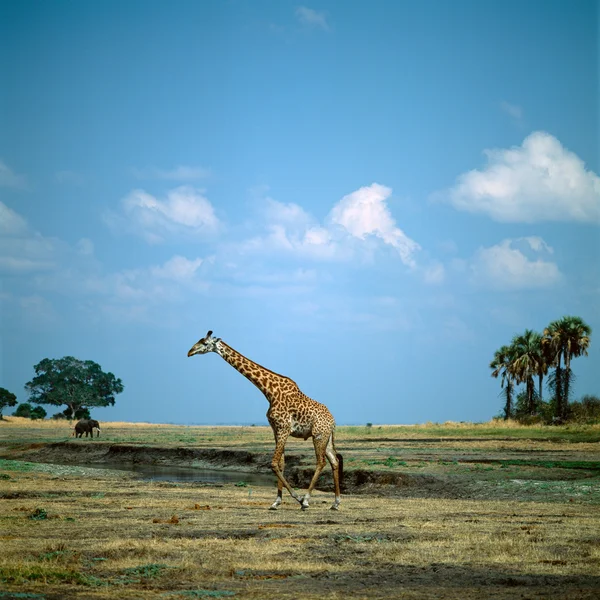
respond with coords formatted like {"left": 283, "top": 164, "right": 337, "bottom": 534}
{"left": 269, "top": 452, "right": 285, "bottom": 510}
{"left": 271, "top": 434, "right": 302, "bottom": 506}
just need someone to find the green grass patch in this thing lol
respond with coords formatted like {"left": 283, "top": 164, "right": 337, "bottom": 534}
{"left": 116, "top": 563, "right": 170, "bottom": 584}
{"left": 0, "top": 593, "right": 46, "bottom": 599}
{"left": 335, "top": 534, "right": 389, "bottom": 543}
{"left": 38, "top": 549, "right": 76, "bottom": 563}
{"left": 123, "top": 563, "right": 169, "bottom": 579}
{"left": 365, "top": 457, "right": 408, "bottom": 468}
{"left": 0, "top": 459, "right": 37, "bottom": 472}
{"left": 29, "top": 508, "right": 48, "bottom": 521}
{"left": 403, "top": 425, "right": 600, "bottom": 443}
{"left": 162, "top": 592, "right": 235, "bottom": 598}
{"left": 0, "top": 565, "right": 98, "bottom": 586}
{"left": 493, "top": 459, "right": 600, "bottom": 471}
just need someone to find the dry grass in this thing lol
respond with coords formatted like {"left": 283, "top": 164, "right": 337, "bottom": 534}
{"left": 1, "top": 419, "right": 599, "bottom": 598}
{"left": 1, "top": 467, "right": 599, "bottom": 599}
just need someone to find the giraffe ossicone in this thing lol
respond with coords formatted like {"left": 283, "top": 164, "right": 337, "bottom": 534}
{"left": 188, "top": 330, "right": 343, "bottom": 511}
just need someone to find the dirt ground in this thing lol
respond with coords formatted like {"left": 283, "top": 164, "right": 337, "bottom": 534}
{"left": 0, "top": 420, "right": 599, "bottom": 599}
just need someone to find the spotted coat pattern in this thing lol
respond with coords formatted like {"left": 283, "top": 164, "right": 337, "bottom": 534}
{"left": 188, "top": 332, "right": 342, "bottom": 510}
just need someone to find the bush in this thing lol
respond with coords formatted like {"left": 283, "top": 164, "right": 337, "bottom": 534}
{"left": 52, "top": 407, "right": 91, "bottom": 420}
{"left": 30, "top": 406, "right": 47, "bottom": 420}
{"left": 512, "top": 390, "right": 549, "bottom": 424}
{"left": 14, "top": 403, "right": 33, "bottom": 418}
{"left": 568, "top": 394, "right": 600, "bottom": 424}
{"left": 74, "top": 407, "right": 91, "bottom": 420}
{"left": 61, "top": 406, "right": 91, "bottom": 420}
{"left": 13, "top": 403, "right": 47, "bottom": 420}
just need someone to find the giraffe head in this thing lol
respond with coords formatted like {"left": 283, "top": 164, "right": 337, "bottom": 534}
{"left": 187, "top": 330, "right": 221, "bottom": 357}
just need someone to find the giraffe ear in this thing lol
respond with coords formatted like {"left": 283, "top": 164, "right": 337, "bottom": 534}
{"left": 206, "top": 330, "right": 213, "bottom": 339}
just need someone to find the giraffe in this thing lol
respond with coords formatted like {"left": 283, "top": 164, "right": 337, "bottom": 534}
{"left": 187, "top": 330, "right": 343, "bottom": 511}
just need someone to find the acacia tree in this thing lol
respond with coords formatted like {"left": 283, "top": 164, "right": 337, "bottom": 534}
{"left": 0, "top": 387, "right": 17, "bottom": 420}
{"left": 25, "top": 356, "right": 124, "bottom": 419}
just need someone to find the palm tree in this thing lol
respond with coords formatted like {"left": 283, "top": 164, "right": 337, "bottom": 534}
{"left": 490, "top": 345, "right": 517, "bottom": 420}
{"left": 543, "top": 316, "right": 592, "bottom": 420}
{"left": 534, "top": 333, "right": 551, "bottom": 404}
{"left": 511, "top": 330, "right": 543, "bottom": 415}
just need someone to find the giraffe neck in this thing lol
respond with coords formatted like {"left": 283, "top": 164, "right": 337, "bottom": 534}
{"left": 216, "top": 341, "right": 286, "bottom": 399}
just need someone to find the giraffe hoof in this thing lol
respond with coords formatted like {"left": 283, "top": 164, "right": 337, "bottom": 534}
{"left": 330, "top": 504, "right": 340, "bottom": 511}
{"left": 300, "top": 504, "right": 309, "bottom": 511}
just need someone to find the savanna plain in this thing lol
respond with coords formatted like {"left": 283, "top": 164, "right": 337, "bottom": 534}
{"left": 1, "top": 418, "right": 599, "bottom": 599}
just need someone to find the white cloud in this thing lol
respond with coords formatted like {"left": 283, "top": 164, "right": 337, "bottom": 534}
{"left": 150, "top": 255, "right": 205, "bottom": 281}
{"left": 500, "top": 100, "right": 523, "bottom": 121}
{"left": 422, "top": 261, "right": 446, "bottom": 285}
{"left": 0, "top": 160, "right": 26, "bottom": 189}
{"left": 83, "top": 254, "right": 209, "bottom": 309}
{"left": 20, "top": 295, "right": 58, "bottom": 325}
{"left": 470, "top": 237, "right": 562, "bottom": 290}
{"left": 0, "top": 201, "right": 28, "bottom": 236}
{"left": 263, "top": 198, "right": 313, "bottom": 229}
{"left": 226, "top": 266, "right": 318, "bottom": 287}
{"left": 0, "top": 256, "right": 56, "bottom": 273}
{"left": 304, "top": 226, "right": 331, "bottom": 246}
{"left": 320, "top": 295, "right": 414, "bottom": 332}
{"left": 0, "top": 200, "right": 213, "bottom": 325}
{"left": 244, "top": 222, "right": 344, "bottom": 261}
{"left": 76, "top": 238, "right": 94, "bottom": 256}
{"left": 0, "top": 203, "right": 101, "bottom": 326}
{"left": 0, "top": 201, "right": 65, "bottom": 273}
{"left": 443, "top": 316, "right": 477, "bottom": 343}
{"left": 523, "top": 236, "right": 552, "bottom": 253}
{"left": 438, "top": 240, "right": 458, "bottom": 254}
{"left": 20, "top": 248, "right": 212, "bottom": 327}
{"left": 241, "top": 184, "right": 420, "bottom": 266}
{"left": 131, "top": 165, "right": 210, "bottom": 181}
{"left": 295, "top": 6, "right": 329, "bottom": 30}
{"left": 445, "top": 131, "right": 600, "bottom": 222}
{"left": 108, "top": 186, "right": 220, "bottom": 243}
{"left": 330, "top": 183, "right": 420, "bottom": 267}
{"left": 241, "top": 196, "right": 346, "bottom": 260}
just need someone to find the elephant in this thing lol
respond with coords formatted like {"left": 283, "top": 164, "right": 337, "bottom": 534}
{"left": 73, "top": 419, "right": 101, "bottom": 438}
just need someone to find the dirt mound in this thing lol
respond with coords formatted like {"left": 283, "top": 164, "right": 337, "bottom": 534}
{"left": 288, "top": 465, "right": 460, "bottom": 497}
{"left": 13, "top": 441, "right": 282, "bottom": 472}
{"left": 3, "top": 441, "right": 458, "bottom": 497}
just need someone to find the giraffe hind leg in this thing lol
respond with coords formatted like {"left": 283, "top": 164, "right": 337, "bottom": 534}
{"left": 325, "top": 438, "right": 342, "bottom": 510}
{"left": 300, "top": 436, "right": 329, "bottom": 510}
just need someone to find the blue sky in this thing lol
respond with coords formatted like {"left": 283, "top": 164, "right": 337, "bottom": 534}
{"left": 1, "top": 0, "right": 598, "bottom": 425}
